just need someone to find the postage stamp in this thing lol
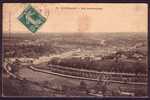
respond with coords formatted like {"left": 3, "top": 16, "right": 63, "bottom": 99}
{"left": 18, "top": 5, "right": 46, "bottom": 33}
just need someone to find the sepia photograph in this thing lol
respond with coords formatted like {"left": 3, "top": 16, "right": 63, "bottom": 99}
{"left": 2, "top": 3, "right": 148, "bottom": 97}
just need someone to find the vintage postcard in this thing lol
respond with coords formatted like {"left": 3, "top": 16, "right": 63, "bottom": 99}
{"left": 2, "top": 3, "right": 148, "bottom": 97}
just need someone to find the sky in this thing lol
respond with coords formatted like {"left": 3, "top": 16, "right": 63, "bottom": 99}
{"left": 3, "top": 3, "right": 148, "bottom": 34}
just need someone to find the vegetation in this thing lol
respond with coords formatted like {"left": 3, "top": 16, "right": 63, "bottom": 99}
{"left": 3, "top": 32, "right": 147, "bottom": 96}
{"left": 49, "top": 55, "right": 147, "bottom": 74}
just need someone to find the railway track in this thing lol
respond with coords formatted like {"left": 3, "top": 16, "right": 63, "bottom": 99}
{"left": 48, "top": 64, "right": 147, "bottom": 78}
{"left": 3, "top": 60, "right": 147, "bottom": 85}
{"left": 28, "top": 66, "right": 147, "bottom": 86}
{"left": 3, "top": 64, "right": 147, "bottom": 96}
{"left": 48, "top": 64, "right": 147, "bottom": 83}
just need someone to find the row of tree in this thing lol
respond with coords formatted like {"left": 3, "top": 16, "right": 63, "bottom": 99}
{"left": 49, "top": 56, "right": 147, "bottom": 74}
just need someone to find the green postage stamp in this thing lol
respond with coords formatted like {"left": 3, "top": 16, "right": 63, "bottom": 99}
{"left": 18, "top": 5, "right": 46, "bottom": 33}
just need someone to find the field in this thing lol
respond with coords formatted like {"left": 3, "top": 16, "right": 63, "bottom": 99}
{"left": 3, "top": 32, "right": 148, "bottom": 96}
